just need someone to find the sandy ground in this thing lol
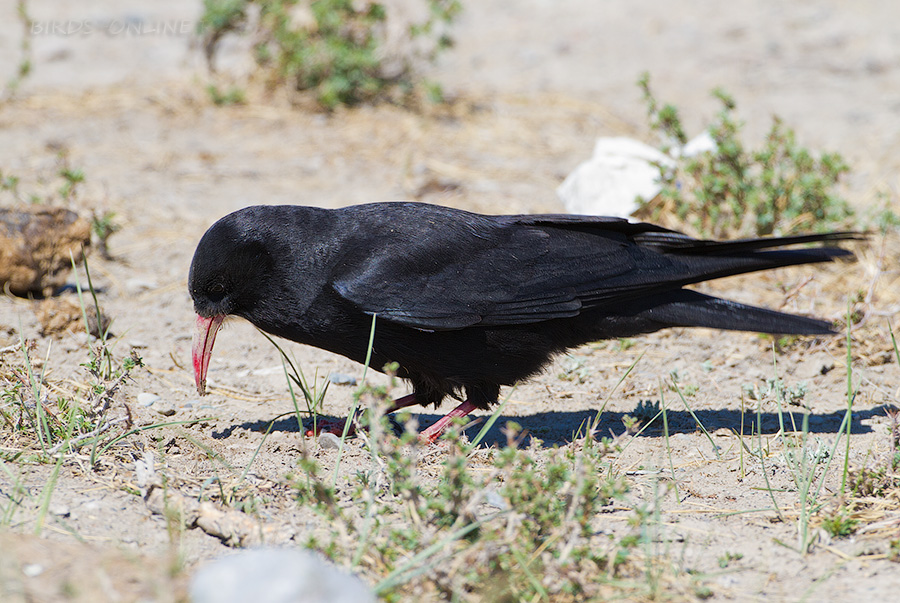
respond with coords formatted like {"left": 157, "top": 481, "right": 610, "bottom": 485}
{"left": 1, "top": 1, "right": 900, "bottom": 601}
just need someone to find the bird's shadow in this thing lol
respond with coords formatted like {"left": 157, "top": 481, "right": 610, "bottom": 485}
{"left": 214, "top": 405, "right": 894, "bottom": 449}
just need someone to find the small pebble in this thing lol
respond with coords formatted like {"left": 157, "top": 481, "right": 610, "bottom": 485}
{"left": 135, "top": 451, "right": 156, "bottom": 487}
{"left": 318, "top": 433, "right": 342, "bottom": 449}
{"left": 484, "top": 490, "right": 509, "bottom": 510}
{"left": 22, "top": 564, "right": 44, "bottom": 578}
{"left": 156, "top": 406, "right": 176, "bottom": 417}
{"left": 137, "top": 393, "right": 160, "bottom": 406}
{"left": 327, "top": 373, "right": 357, "bottom": 386}
{"left": 50, "top": 504, "right": 70, "bottom": 517}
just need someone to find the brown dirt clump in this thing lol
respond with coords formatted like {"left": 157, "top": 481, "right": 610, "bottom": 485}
{"left": 0, "top": 207, "right": 91, "bottom": 296}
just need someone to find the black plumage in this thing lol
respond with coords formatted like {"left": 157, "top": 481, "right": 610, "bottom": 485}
{"left": 189, "top": 202, "right": 856, "bottom": 441}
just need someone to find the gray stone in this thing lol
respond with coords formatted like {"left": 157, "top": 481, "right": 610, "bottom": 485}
{"left": 317, "top": 432, "right": 342, "bottom": 449}
{"left": 190, "top": 548, "right": 375, "bottom": 603}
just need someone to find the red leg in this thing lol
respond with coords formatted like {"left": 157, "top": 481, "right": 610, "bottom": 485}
{"left": 385, "top": 393, "right": 419, "bottom": 414}
{"left": 305, "top": 392, "right": 421, "bottom": 437}
{"left": 418, "top": 399, "right": 479, "bottom": 444}
{"left": 305, "top": 393, "right": 480, "bottom": 445}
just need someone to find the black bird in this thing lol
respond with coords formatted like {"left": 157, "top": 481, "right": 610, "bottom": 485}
{"left": 190, "top": 202, "right": 855, "bottom": 442}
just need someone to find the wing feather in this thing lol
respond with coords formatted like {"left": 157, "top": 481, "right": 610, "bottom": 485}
{"left": 330, "top": 208, "right": 849, "bottom": 331}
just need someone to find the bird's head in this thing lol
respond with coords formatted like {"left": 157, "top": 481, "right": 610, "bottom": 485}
{"left": 189, "top": 210, "right": 276, "bottom": 395}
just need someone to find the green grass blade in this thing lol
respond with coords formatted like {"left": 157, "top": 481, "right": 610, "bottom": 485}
{"left": 332, "top": 313, "right": 377, "bottom": 486}
{"left": 466, "top": 387, "right": 514, "bottom": 452}
{"left": 840, "top": 305, "right": 854, "bottom": 496}
{"left": 94, "top": 418, "right": 211, "bottom": 459}
{"left": 671, "top": 378, "right": 719, "bottom": 460}
{"left": 660, "top": 385, "right": 679, "bottom": 503}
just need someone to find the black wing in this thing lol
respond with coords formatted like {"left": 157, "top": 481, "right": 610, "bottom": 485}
{"left": 331, "top": 208, "right": 854, "bottom": 331}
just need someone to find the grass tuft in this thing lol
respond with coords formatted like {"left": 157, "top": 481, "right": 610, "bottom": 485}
{"left": 637, "top": 72, "right": 854, "bottom": 238}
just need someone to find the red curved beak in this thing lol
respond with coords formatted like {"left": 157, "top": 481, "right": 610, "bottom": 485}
{"left": 193, "top": 314, "right": 225, "bottom": 395}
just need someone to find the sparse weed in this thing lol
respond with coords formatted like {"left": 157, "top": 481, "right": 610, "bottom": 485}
{"left": 3, "top": 0, "right": 33, "bottom": 99}
{"left": 198, "top": 0, "right": 462, "bottom": 109}
{"left": 0, "top": 153, "right": 88, "bottom": 207}
{"left": 57, "top": 164, "right": 85, "bottom": 203}
{"left": 742, "top": 377, "right": 809, "bottom": 410}
{"left": 717, "top": 551, "right": 743, "bottom": 568}
{"left": 745, "top": 322, "right": 862, "bottom": 554}
{"left": 0, "top": 255, "right": 144, "bottom": 467}
{"left": 890, "top": 538, "right": 900, "bottom": 562}
{"left": 91, "top": 211, "right": 120, "bottom": 260}
{"left": 206, "top": 83, "right": 246, "bottom": 106}
{"left": 558, "top": 354, "right": 589, "bottom": 383}
{"left": 617, "top": 337, "right": 636, "bottom": 351}
{"left": 843, "top": 326, "right": 900, "bottom": 505}
{"left": 1, "top": 160, "right": 121, "bottom": 260}
{"left": 279, "top": 372, "right": 706, "bottom": 600}
{"left": 637, "top": 73, "right": 854, "bottom": 238}
{"left": 819, "top": 507, "right": 858, "bottom": 538}
{"left": 625, "top": 399, "right": 661, "bottom": 433}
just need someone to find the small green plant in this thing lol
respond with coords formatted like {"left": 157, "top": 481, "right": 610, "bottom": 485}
{"left": 617, "top": 338, "right": 636, "bottom": 351}
{"left": 743, "top": 377, "right": 809, "bottom": 409}
{"left": 637, "top": 73, "right": 854, "bottom": 238}
{"left": 717, "top": 551, "right": 743, "bottom": 568}
{"left": 0, "top": 154, "right": 91, "bottom": 206}
{"left": 3, "top": 0, "right": 33, "bottom": 98}
{"left": 0, "top": 256, "right": 144, "bottom": 465}
{"left": 58, "top": 166, "right": 85, "bottom": 202}
{"left": 869, "top": 191, "right": 900, "bottom": 234}
{"left": 668, "top": 369, "right": 699, "bottom": 397}
{"left": 0, "top": 170, "right": 22, "bottom": 199}
{"left": 819, "top": 507, "right": 858, "bottom": 538}
{"left": 557, "top": 355, "right": 589, "bottom": 383}
{"left": 628, "top": 399, "right": 661, "bottom": 429}
{"left": 206, "top": 83, "right": 246, "bottom": 106}
{"left": 890, "top": 539, "right": 900, "bottom": 562}
{"left": 198, "top": 0, "right": 462, "bottom": 109}
{"left": 845, "top": 334, "right": 900, "bottom": 499}
{"left": 91, "top": 211, "right": 120, "bottom": 260}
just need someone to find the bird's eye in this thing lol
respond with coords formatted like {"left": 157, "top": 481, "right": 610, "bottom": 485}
{"left": 207, "top": 282, "right": 226, "bottom": 302}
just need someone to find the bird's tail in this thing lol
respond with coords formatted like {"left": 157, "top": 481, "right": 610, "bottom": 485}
{"left": 630, "top": 231, "right": 860, "bottom": 294}
{"left": 642, "top": 290, "right": 836, "bottom": 335}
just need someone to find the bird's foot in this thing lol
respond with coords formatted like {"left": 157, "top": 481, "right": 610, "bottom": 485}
{"left": 304, "top": 418, "right": 354, "bottom": 438}
{"left": 303, "top": 396, "right": 480, "bottom": 445}
{"left": 417, "top": 399, "right": 480, "bottom": 445}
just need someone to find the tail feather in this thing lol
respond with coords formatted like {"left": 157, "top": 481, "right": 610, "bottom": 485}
{"left": 634, "top": 230, "right": 862, "bottom": 255}
{"left": 644, "top": 290, "right": 836, "bottom": 335}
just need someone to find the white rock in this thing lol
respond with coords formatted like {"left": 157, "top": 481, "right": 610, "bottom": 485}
{"left": 137, "top": 392, "right": 160, "bottom": 406}
{"left": 190, "top": 548, "right": 375, "bottom": 603}
{"left": 557, "top": 133, "right": 715, "bottom": 217}
{"left": 557, "top": 137, "right": 672, "bottom": 218}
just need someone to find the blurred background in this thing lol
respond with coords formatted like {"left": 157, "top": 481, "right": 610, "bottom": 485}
{"left": 3, "top": 0, "right": 899, "bottom": 214}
